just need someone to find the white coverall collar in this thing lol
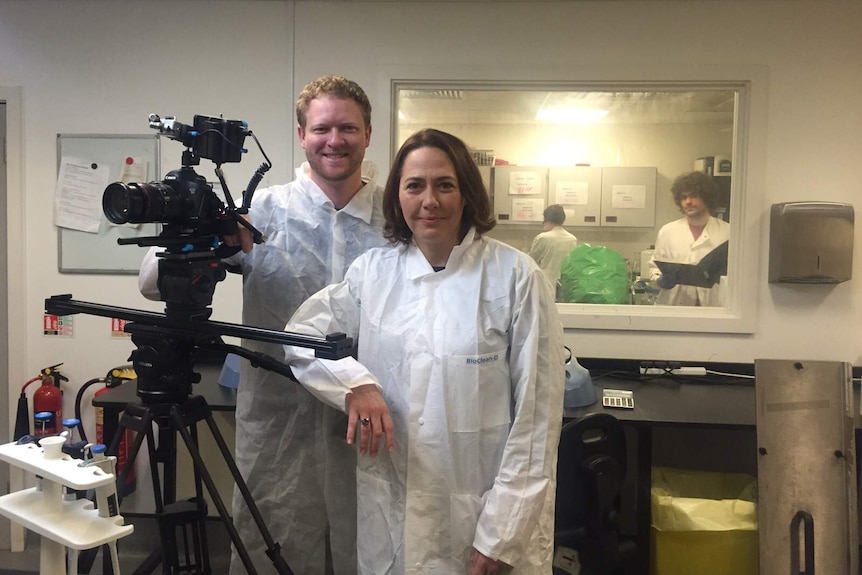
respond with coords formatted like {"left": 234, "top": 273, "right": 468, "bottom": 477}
{"left": 404, "top": 227, "right": 477, "bottom": 279}
{"left": 296, "top": 160, "right": 379, "bottom": 224}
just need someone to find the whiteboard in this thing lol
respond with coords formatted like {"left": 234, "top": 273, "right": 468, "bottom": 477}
{"left": 56, "top": 134, "right": 160, "bottom": 274}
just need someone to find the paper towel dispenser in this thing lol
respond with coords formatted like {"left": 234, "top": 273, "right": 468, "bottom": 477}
{"left": 769, "top": 202, "right": 854, "bottom": 283}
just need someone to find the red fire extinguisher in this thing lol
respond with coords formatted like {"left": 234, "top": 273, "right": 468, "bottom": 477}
{"left": 76, "top": 366, "right": 137, "bottom": 495}
{"left": 32, "top": 363, "right": 66, "bottom": 436}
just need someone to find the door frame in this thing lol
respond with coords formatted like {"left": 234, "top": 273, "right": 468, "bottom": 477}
{"left": 1, "top": 86, "right": 25, "bottom": 551}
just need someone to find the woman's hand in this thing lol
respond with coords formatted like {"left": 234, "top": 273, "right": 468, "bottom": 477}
{"left": 346, "top": 383, "right": 395, "bottom": 456}
{"left": 469, "top": 548, "right": 505, "bottom": 575}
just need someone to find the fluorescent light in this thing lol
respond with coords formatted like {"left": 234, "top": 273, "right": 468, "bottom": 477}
{"left": 535, "top": 108, "right": 608, "bottom": 125}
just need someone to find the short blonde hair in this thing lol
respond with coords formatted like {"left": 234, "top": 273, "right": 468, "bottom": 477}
{"left": 295, "top": 75, "right": 372, "bottom": 129}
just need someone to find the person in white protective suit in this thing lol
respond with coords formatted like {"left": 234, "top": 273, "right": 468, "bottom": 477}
{"left": 140, "top": 76, "right": 391, "bottom": 574}
{"left": 528, "top": 204, "right": 578, "bottom": 298}
{"left": 227, "top": 76, "right": 393, "bottom": 575}
{"left": 283, "top": 129, "right": 565, "bottom": 575}
{"left": 648, "top": 171, "right": 730, "bottom": 306}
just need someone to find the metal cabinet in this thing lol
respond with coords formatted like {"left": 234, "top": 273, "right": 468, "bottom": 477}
{"left": 492, "top": 165, "right": 656, "bottom": 228}
{"left": 755, "top": 359, "right": 858, "bottom": 575}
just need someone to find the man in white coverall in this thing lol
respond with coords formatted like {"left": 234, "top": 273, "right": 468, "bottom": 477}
{"left": 648, "top": 171, "right": 730, "bottom": 306}
{"left": 227, "top": 75, "right": 394, "bottom": 574}
{"left": 528, "top": 204, "right": 577, "bottom": 297}
{"left": 283, "top": 129, "right": 564, "bottom": 575}
{"left": 141, "top": 76, "right": 390, "bottom": 574}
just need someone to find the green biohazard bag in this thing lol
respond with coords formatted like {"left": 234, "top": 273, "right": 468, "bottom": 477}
{"left": 559, "top": 244, "right": 630, "bottom": 304}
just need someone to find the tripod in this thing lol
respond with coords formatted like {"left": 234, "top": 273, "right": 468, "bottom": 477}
{"left": 107, "top": 317, "right": 298, "bottom": 575}
{"left": 110, "top": 394, "right": 288, "bottom": 575}
{"left": 45, "top": 295, "right": 354, "bottom": 575}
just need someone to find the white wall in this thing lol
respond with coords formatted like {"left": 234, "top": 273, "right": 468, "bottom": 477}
{"left": 2, "top": 0, "right": 861, "bottom": 428}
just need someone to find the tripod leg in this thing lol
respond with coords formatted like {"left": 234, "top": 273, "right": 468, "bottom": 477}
{"left": 170, "top": 398, "right": 294, "bottom": 575}
{"left": 108, "top": 404, "right": 177, "bottom": 575}
{"left": 187, "top": 420, "right": 211, "bottom": 573}
{"left": 202, "top": 410, "right": 293, "bottom": 574}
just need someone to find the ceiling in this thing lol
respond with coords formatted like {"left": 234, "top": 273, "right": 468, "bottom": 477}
{"left": 397, "top": 88, "right": 737, "bottom": 125}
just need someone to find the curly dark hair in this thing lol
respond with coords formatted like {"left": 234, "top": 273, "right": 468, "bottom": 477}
{"left": 295, "top": 75, "right": 372, "bottom": 129}
{"left": 671, "top": 171, "right": 718, "bottom": 214}
{"left": 383, "top": 129, "right": 496, "bottom": 244}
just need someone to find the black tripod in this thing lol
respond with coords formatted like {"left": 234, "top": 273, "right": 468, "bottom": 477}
{"left": 45, "top": 295, "right": 354, "bottom": 575}
{"left": 112, "top": 393, "right": 283, "bottom": 574}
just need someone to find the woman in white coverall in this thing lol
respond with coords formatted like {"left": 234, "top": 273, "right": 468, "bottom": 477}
{"left": 284, "top": 129, "right": 565, "bottom": 575}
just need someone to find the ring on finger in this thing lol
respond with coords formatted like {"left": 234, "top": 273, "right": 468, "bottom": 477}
{"left": 360, "top": 418, "right": 371, "bottom": 427}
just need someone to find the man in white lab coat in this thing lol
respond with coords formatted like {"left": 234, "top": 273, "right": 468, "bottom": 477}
{"left": 284, "top": 129, "right": 564, "bottom": 575}
{"left": 528, "top": 204, "right": 578, "bottom": 297}
{"left": 648, "top": 171, "right": 730, "bottom": 306}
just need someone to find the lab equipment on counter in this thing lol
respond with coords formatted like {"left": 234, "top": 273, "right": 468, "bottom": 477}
{"left": 563, "top": 348, "right": 596, "bottom": 408}
{"left": 0, "top": 439, "right": 133, "bottom": 575}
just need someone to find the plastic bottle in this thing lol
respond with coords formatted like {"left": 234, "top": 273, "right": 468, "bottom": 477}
{"left": 34, "top": 411, "right": 52, "bottom": 437}
{"left": 89, "top": 444, "right": 119, "bottom": 518}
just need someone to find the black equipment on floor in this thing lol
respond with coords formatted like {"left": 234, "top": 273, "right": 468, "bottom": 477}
{"left": 554, "top": 413, "right": 637, "bottom": 575}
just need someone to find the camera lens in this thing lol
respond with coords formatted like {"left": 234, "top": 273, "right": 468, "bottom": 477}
{"left": 103, "top": 181, "right": 180, "bottom": 224}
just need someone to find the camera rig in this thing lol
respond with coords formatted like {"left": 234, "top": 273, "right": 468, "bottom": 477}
{"left": 63, "top": 113, "right": 354, "bottom": 403}
{"left": 45, "top": 114, "right": 347, "bottom": 574}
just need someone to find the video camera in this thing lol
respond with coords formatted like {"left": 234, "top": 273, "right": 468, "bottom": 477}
{"left": 101, "top": 113, "right": 267, "bottom": 249}
{"left": 98, "top": 114, "right": 273, "bottom": 322}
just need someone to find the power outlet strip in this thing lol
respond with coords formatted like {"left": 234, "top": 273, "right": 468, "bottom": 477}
{"left": 641, "top": 366, "right": 707, "bottom": 376}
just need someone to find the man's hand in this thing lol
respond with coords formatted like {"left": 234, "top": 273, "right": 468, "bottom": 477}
{"left": 346, "top": 384, "right": 395, "bottom": 456}
{"left": 469, "top": 549, "right": 505, "bottom": 575}
{"left": 656, "top": 274, "right": 677, "bottom": 290}
{"left": 222, "top": 214, "right": 255, "bottom": 253}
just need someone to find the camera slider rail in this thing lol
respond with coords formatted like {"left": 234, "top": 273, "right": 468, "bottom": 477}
{"left": 45, "top": 294, "right": 353, "bottom": 361}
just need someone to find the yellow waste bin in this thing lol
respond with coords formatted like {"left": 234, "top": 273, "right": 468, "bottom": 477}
{"left": 650, "top": 466, "right": 758, "bottom": 575}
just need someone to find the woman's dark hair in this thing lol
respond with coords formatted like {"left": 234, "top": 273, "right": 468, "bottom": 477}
{"left": 671, "top": 171, "right": 719, "bottom": 214}
{"left": 383, "top": 129, "right": 496, "bottom": 244}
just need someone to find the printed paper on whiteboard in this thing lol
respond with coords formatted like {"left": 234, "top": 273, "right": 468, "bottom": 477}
{"left": 508, "top": 171, "right": 544, "bottom": 195}
{"left": 555, "top": 181, "right": 589, "bottom": 206}
{"left": 118, "top": 156, "right": 149, "bottom": 183}
{"left": 54, "top": 157, "right": 111, "bottom": 233}
{"left": 511, "top": 198, "right": 545, "bottom": 222}
{"left": 611, "top": 184, "right": 646, "bottom": 209}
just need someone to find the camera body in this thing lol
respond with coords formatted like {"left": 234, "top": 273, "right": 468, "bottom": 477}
{"left": 102, "top": 114, "right": 248, "bottom": 235}
{"left": 103, "top": 167, "right": 232, "bottom": 239}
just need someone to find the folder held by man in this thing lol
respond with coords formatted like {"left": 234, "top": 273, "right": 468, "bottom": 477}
{"left": 654, "top": 241, "right": 728, "bottom": 288}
